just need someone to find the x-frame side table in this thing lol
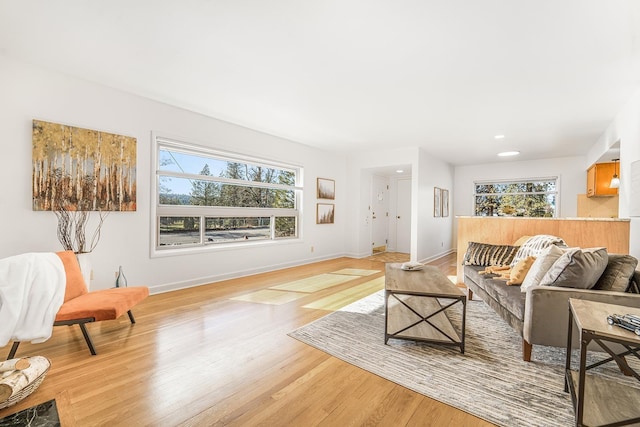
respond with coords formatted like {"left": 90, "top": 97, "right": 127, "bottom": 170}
{"left": 564, "top": 299, "right": 640, "bottom": 427}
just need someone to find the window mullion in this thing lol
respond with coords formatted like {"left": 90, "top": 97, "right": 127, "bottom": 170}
{"left": 154, "top": 134, "right": 301, "bottom": 252}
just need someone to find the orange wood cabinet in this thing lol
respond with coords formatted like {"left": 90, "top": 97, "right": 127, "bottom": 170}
{"left": 587, "top": 162, "right": 618, "bottom": 197}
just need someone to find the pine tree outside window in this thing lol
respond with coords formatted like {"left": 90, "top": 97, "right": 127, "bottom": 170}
{"left": 152, "top": 136, "right": 301, "bottom": 253}
{"left": 473, "top": 178, "right": 558, "bottom": 217}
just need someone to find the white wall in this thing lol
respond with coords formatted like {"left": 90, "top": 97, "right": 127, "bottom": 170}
{"left": 416, "top": 149, "right": 455, "bottom": 262}
{"left": 345, "top": 147, "right": 419, "bottom": 258}
{"left": 0, "top": 55, "right": 347, "bottom": 293}
{"left": 590, "top": 88, "right": 640, "bottom": 260}
{"left": 345, "top": 147, "right": 454, "bottom": 262}
{"left": 453, "top": 156, "right": 587, "bottom": 248}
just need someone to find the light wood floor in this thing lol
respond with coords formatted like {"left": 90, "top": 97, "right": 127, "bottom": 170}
{"left": 0, "top": 253, "right": 495, "bottom": 426}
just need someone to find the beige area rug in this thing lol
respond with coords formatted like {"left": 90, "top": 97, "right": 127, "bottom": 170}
{"left": 290, "top": 291, "right": 640, "bottom": 427}
{"left": 233, "top": 273, "right": 373, "bottom": 306}
{"left": 229, "top": 289, "right": 307, "bottom": 305}
{"left": 302, "top": 277, "right": 385, "bottom": 311}
{"left": 330, "top": 268, "right": 380, "bottom": 276}
{"left": 268, "top": 274, "right": 357, "bottom": 293}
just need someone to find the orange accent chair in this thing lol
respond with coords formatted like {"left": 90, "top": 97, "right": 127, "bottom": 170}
{"left": 7, "top": 251, "right": 149, "bottom": 358}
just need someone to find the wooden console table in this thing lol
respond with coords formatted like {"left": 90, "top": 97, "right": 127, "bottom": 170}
{"left": 564, "top": 299, "right": 640, "bottom": 426}
{"left": 385, "top": 263, "right": 466, "bottom": 353}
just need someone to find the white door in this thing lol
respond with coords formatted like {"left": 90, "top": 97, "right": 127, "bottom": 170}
{"left": 371, "top": 175, "right": 389, "bottom": 252}
{"left": 396, "top": 178, "right": 411, "bottom": 253}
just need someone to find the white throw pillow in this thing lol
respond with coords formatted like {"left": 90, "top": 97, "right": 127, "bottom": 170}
{"left": 520, "top": 245, "right": 566, "bottom": 292}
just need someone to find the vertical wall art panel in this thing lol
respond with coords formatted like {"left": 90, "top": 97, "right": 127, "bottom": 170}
{"left": 441, "top": 189, "right": 449, "bottom": 217}
{"left": 317, "top": 203, "right": 335, "bottom": 224}
{"left": 317, "top": 178, "right": 335, "bottom": 200}
{"left": 32, "top": 120, "right": 137, "bottom": 211}
{"left": 434, "top": 187, "right": 441, "bottom": 217}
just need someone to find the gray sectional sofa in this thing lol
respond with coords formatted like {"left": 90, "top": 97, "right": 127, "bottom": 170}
{"left": 462, "top": 237, "right": 640, "bottom": 361}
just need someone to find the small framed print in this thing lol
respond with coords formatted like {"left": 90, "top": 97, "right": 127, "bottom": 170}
{"left": 317, "top": 178, "right": 335, "bottom": 200}
{"left": 441, "top": 189, "right": 449, "bottom": 217}
{"left": 434, "top": 187, "right": 441, "bottom": 217}
{"left": 317, "top": 203, "right": 335, "bottom": 224}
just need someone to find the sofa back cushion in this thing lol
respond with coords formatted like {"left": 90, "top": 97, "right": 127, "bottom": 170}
{"left": 592, "top": 254, "right": 638, "bottom": 292}
{"left": 520, "top": 245, "right": 566, "bottom": 292}
{"left": 539, "top": 247, "right": 608, "bottom": 289}
{"left": 510, "top": 234, "right": 567, "bottom": 267}
{"left": 56, "top": 250, "right": 89, "bottom": 302}
{"left": 463, "top": 242, "right": 519, "bottom": 267}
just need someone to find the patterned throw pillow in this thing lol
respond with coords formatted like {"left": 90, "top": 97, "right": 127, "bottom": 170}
{"left": 510, "top": 234, "right": 567, "bottom": 267}
{"left": 463, "top": 242, "right": 519, "bottom": 267}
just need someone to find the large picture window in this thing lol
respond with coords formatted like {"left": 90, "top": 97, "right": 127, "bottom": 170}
{"left": 474, "top": 178, "right": 558, "bottom": 217}
{"left": 153, "top": 136, "right": 302, "bottom": 253}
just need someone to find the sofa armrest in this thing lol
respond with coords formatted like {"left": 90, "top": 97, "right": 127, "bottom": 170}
{"left": 523, "top": 286, "right": 640, "bottom": 348}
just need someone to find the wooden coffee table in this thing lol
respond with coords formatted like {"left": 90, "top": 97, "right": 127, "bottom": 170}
{"left": 384, "top": 263, "right": 466, "bottom": 353}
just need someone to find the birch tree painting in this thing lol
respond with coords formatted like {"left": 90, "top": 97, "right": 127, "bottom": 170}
{"left": 32, "top": 120, "right": 137, "bottom": 211}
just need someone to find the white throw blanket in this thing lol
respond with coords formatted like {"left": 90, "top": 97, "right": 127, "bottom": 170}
{"left": 0, "top": 252, "right": 66, "bottom": 346}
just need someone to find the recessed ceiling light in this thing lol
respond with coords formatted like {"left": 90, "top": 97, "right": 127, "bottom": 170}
{"left": 494, "top": 135, "right": 505, "bottom": 139}
{"left": 497, "top": 151, "right": 520, "bottom": 157}
{"left": 396, "top": 169, "right": 404, "bottom": 173}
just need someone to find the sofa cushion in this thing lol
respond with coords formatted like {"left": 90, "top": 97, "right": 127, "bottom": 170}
{"left": 510, "top": 234, "right": 567, "bottom": 267}
{"left": 507, "top": 256, "right": 536, "bottom": 285}
{"left": 521, "top": 245, "right": 566, "bottom": 293}
{"left": 593, "top": 254, "right": 638, "bottom": 292}
{"left": 483, "top": 277, "right": 527, "bottom": 321}
{"left": 463, "top": 242, "right": 519, "bottom": 266}
{"left": 540, "top": 247, "right": 608, "bottom": 289}
{"left": 465, "top": 265, "right": 526, "bottom": 321}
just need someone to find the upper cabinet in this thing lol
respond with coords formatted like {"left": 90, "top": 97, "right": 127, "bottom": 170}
{"left": 587, "top": 162, "right": 618, "bottom": 197}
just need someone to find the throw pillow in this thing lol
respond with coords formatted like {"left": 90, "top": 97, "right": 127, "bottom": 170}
{"left": 513, "top": 235, "right": 532, "bottom": 246}
{"left": 462, "top": 242, "right": 519, "bottom": 266}
{"left": 520, "top": 245, "right": 566, "bottom": 292}
{"left": 507, "top": 255, "right": 536, "bottom": 285}
{"left": 510, "top": 234, "right": 567, "bottom": 267}
{"left": 592, "top": 254, "right": 638, "bottom": 293}
{"left": 540, "top": 247, "right": 608, "bottom": 289}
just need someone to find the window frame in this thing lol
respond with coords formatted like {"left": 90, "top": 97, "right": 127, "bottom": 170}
{"left": 151, "top": 133, "right": 303, "bottom": 257}
{"left": 472, "top": 176, "right": 559, "bottom": 218}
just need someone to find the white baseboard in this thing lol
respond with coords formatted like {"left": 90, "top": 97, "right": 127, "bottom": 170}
{"left": 149, "top": 252, "right": 344, "bottom": 295}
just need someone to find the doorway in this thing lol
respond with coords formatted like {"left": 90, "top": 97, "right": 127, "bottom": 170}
{"left": 395, "top": 178, "right": 411, "bottom": 253}
{"left": 371, "top": 175, "right": 389, "bottom": 253}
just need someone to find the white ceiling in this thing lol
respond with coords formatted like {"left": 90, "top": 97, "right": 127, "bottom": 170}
{"left": 1, "top": 0, "right": 639, "bottom": 165}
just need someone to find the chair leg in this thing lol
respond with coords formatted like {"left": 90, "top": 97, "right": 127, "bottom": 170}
{"left": 78, "top": 323, "right": 97, "bottom": 355}
{"left": 523, "top": 340, "right": 533, "bottom": 362}
{"left": 7, "top": 342, "right": 20, "bottom": 360}
{"left": 127, "top": 310, "right": 136, "bottom": 324}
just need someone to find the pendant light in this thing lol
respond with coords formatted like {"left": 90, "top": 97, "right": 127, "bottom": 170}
{"left": 609, "top": 159, "right": 620, "bottom": 189}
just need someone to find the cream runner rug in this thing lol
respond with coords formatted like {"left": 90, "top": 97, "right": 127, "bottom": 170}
{"left": 269, "top": 274, "right": 356, "bottom": 293}
{"left": 290, "top": 290, "right": 640, "bottom": 427}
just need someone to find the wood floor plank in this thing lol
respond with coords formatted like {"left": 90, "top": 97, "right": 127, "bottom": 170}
{"left": 0, "top": 253, "right": 495, "bottom": 426}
